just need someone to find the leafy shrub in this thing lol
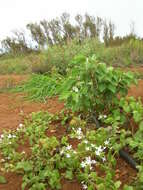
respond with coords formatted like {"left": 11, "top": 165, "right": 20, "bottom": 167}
{"left": 59, "top": 55, "right": 137, "bottom": 113}
{"left": 97, "top": 39, "right": 143, "bottom": 66}
{"left": 45, "top": 38, "right": 102, "bottom": 75}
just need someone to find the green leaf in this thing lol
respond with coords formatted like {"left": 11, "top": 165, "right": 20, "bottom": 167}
{"left": 0, "top": 175, "right": 7, "bottom": 184}
{"left": 114, "top": 181, "right": 121, "bottom": 188}
{"left": 30, "top": 183, "right": 46, "bottom": 190}
{"left": 61, "top": 136, "right": 68, "bottom": 145}
{"left": 139, "top": 121, "right": 143, "bottom": 132}
{"left": 98, "top": 84, "right": 106, "bottom": 92}
{"left": 65, "top": 170, "right": 73, "bottom": 180}
{"left": 16, "top": 161, "right": 33, "bottom": 172}
{"left": 133, "top": 111, "right": 142, "bottom": 123}
{"left": 123, "top": 185, "right": 134, "bottom": 190}
{"left": 108, "top": 84, "right": 116, "bottom": 93}
{"left": 97, "top": 183, "right": 105, "bottom": 190}
{"left": 87, "top": 184, "right": 95, "bottom": 190}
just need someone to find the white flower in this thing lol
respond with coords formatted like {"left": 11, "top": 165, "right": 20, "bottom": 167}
{"left": 91, "top": 144, "right": 95, "bottom": 148}
{"left": 8, "top": 134, "right": 12, "bottom": 139}
{"left": 81, "top": 157, "right": 96, "bottom": 169}
{"left": 82, "top": 184, "right": 88, "bottom": 190}
{"left": 102, "top": 157, "right": 106, "bottom": 162}
{"left": 98, "top": 114, "right": 107, "bottom": 120}
{"left": 66, "top": 145, "right": 72, "bottom": 150}
{"left": 60, "top": 149, "right": 64, "bottom": 155}
{"left": 1, "top": 134, "right": 4, "bottom": 138}
{"left": 81, "top": 161, "right": 86, "bottom": 168}
{"left": 19, "top": 123, "right": 23, "bottom": 128}
{"left": 76, "top": 128, "right": 84, "bottom": 139}
{"left": 77, "top": 136, "right": 82, "bottom": 140}
{"left": 76, "top": 128, "right": 82, "bottom": 135}
{"left": 72, "top": 86, "right": 79, "bottom": 93}
{"left": 98, "top": 115, "right": 103, "bottom": 120}
{"left": 66, "top": 153, "right": 71, "bottom": 158}
{"left": 8, "top": 142, "right": 12, "bottom": 145}
{"left": 84, "top": 140, "right": 88, "bottom": 144}
{"left": 85, "top": 157, "right": 92, "bottom": 165}
{"left": 85, "top": 147, "right": 90, "bottom": 151}
{"left": 95, "top": 146, "right": 103, "bottom": 156}
{"left": 22, "top": 151, "right": 25, "bottom": 154}
{"left": 12, "top": 135, "right": 16, "bottom": 138}
{"left": 104, "top": 140, "right": 109, "bottom": 145}
{"left": 91, "top": 160, "right": 96, "bottom": 164}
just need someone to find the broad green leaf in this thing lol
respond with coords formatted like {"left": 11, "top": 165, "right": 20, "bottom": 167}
{"left": 0, "top": 176, "right": 7, "bottom": 184}
{"left": 123, "top": 185, "right": 134, "bottom": 190}
{"left": 65, "top": 170, "right": 73, "bottom": 180}
{"left": 139, "top": 121, "right": 143, "bottom": 132}
{"left": 16, "top": 161, "right": 33, "bottom": 172}
{"left": 114, "top": 181, "right": 121, "bottom": 188}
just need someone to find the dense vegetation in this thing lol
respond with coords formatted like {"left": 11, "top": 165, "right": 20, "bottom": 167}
{"left": 0, "top": 38, "right": 143, "bottom": 75}
{"left": 0, "top": 55, "right": 143, "bottom": 189}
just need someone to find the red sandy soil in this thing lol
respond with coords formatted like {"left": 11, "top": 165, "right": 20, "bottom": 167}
{"left": 0, "top": 74, "right": 143, "bottom": 190}
{"left": 128, "top": 79, "right": 143, "bottom": 101}
{"left": 124, "top": 65, "right": 143, "bottom": 74}
{"left": 0, "top": 75, "right": 29, "bottom": 88}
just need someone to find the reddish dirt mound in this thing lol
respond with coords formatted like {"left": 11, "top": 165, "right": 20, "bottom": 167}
{"left": 0, "top": 75, "right": 29, "bottom": 89}
{"left": 0, "top": 93, "right": 64, "bottom": 133}
{"left": 125, "top": 65, "right": 143, "bottom": 73}
{"left": 128, "top": 79, "right": 143, "bottom": 101}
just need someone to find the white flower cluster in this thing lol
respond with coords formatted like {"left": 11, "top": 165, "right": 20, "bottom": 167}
{"left": 81, "top": 181, "right": 88, "bottom": 190}
{"left": 0, "top": 133, "right": 17, "bottom": 143}
{"left": 81, "top": 156, "right": 96, "bottom": 170}
{"left": 72, "top": 128, "right": 84, "bottom": 140}
{"left": 95, "top": 145, "right": 105, "bottom": 156}
{"left": 104, "top": 140, "right": 109, "bottom": 145}
{"left": 72, "top": 86, "right": 79, "bottom": 93}
{"left": 98, "top": 114, "right": 107, "bottom": 120}
{"left": 60, "top": 144, "right": 77, "bottom": 158}
{"left": 16, "top": 123, "right": 23, "bottom": 131}
{"left": 82, "top": 139, "right": 108, "bottom": 162}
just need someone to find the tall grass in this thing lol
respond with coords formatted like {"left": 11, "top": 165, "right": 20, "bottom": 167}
{"left": 0, "top": 38, "right": 143, "bottom": 75}
{"left": 45, "top": 38, "right": 103, "bottom": 75}
{"left": 97, "top": 39, "right": 143, "bottom": 66}
{"left": 14, "top": 73, "right": 63, "bottom": 101}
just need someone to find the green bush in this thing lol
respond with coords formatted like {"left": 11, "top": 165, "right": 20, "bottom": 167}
{"left": 97, "top": 39, "right": 143, "bottom": 66}
{"left": 0, "top": 38, "right": 143, "bottom": 75}
{"left": 45, "top": 38, "right": 103, "bottom": 75}
{"left": 0, "top": 56, "right": 30, "bottom": 74}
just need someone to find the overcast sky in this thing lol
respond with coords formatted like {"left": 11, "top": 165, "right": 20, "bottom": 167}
{"left": 0, "top": 0, "right": 142, "bottom": 41}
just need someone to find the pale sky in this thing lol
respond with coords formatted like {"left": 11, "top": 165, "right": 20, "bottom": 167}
{"left": 0, "top": 0, "right": 142, "bottom": 41}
